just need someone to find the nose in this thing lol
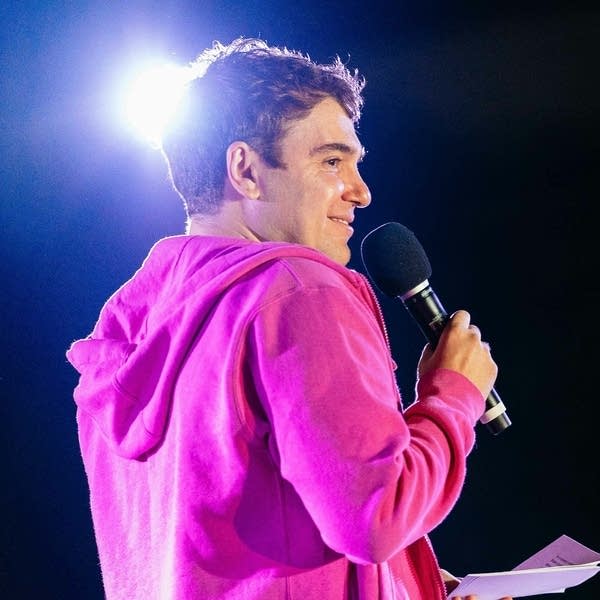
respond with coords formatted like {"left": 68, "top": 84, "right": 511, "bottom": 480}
{"left": 343, "top": 168, "right": 371, "bottom": 208}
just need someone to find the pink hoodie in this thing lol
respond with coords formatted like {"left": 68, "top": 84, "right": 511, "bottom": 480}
{"left": 66, "top": 235, "right": 485, "bottom": 599}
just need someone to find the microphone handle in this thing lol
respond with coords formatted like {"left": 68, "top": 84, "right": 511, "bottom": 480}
{"left": 403, "top": 286, "right": 511, "bottom": 436}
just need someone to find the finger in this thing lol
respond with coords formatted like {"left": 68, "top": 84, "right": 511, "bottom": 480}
{"left": 468, "top": 323, "right": 481, "bottom": 339}
{"left": 448, "top": 309, "right": 471, "bottom": 328}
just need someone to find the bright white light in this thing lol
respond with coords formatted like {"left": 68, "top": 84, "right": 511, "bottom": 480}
{"left": 124, "top": 63, "right": 193, "bottom": 148}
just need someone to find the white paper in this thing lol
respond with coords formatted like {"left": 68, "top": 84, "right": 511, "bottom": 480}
{"left": 448, "top": 534, "right": 600, "bottom": 599}
{"left": 513, "top": 534, "right": 600, "bottom": 570}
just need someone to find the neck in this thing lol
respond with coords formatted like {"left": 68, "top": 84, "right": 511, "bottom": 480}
{"left": 187, "top": 203, "right": 259, "bottom": 242}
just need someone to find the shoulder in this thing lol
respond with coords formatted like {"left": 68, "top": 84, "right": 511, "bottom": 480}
{"left": 240, "top": 248, "right": 367, "bottom": 302}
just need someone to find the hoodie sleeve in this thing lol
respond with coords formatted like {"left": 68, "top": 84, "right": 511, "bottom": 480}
{"left": 246, "top": 279, "right": 484, "bottom": 565}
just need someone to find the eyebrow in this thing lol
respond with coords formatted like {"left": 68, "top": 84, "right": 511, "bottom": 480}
{"left": 309, "top": 142, "right": 367, "bottom": 161}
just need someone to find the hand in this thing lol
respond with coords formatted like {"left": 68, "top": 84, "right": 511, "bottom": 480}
{"left": 417, "top": 310, "right": 497, "bottom": 399}
{"left": 443, "top": 569, "right": 512, "bottom": 600}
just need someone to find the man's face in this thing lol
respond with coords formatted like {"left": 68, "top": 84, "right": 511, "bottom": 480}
{"left": 246, "top": 97, "right": 371, "bottom": 266}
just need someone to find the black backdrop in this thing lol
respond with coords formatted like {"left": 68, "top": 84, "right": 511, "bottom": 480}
{"left": 2, "top": 2, "right": 598, "bottom": 597}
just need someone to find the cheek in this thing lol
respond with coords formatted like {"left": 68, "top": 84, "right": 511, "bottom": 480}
{"left": 321, "top": 173, "right": 345, "bottom": 196}
{"left": 295, "top": 174, "right": 341, "bottom": 221}
{"left": 316, "top": 176, "right": 345, "bottom": 206}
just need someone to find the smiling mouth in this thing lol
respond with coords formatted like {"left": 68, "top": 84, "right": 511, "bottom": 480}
{"left": 329, "top": 217, "right": 354, "bottom": 236}
{"left": 329, "top": 217, "right": 352, "bottom": 226}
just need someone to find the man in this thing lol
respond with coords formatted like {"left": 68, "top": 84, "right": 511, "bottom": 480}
{"left": 67, "top": 38, "right": 508, "bottom": 599}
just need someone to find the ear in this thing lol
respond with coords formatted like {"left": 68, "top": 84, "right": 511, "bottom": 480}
{"left": 226, "top": 141, "right": 261, "bottom": 199}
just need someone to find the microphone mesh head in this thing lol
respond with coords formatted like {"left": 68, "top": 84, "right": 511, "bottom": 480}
{"left": 360, "top": 222, "right": 432, "bottom": 297}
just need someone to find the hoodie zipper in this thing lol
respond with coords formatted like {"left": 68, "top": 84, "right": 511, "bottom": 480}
{"left": 425, "top": 535, "right": 447, "bottom": 599}
{"left": 358, "top": 273, "right": 392, "bottom": 352}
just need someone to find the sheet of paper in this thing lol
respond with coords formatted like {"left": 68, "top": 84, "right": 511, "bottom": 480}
{"left": 513, "top": 534, "right": 600, "bottom": 570}
{"left": 449, "top": 565, "right": 599, "bottom": 599}
{"left": 448, "top": 534, "right": 600, "bottom": 599}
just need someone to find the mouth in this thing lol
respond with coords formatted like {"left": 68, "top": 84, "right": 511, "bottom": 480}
{"left": 329, "top": 216, "right": 353, "bottom": 226}
{"left": 328, "top": 216, "right": 354, "bottom": 236}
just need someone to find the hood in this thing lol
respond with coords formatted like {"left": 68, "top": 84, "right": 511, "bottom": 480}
{"left": 66, "top": 235, "right": 357, "bottom": 460}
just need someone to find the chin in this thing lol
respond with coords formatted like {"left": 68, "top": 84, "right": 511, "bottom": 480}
{"left": 324, "top": 246, "right": 351, "bottom": 266}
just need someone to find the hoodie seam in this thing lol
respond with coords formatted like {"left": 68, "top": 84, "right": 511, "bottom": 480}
{"left": 230, "top": 271, "right": 349, "bottom": 442}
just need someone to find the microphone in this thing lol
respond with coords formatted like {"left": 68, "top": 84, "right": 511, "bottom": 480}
{"left": 360, "top": 221, "right": 511, "bottom": 436}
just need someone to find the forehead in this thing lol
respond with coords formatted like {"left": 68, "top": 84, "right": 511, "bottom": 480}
{"left": 280, "top": 97, "right": 363, "bottom": 158}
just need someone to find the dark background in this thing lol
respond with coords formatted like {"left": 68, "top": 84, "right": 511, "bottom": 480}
{"left": 2, "top": 2, "right": 598, "bottom": 598}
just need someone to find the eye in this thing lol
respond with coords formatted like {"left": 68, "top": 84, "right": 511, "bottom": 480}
{"left": 325, "top": 157, "right": 341, "bottom": 167}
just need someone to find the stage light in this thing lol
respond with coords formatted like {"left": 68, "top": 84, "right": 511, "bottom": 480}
{"left": 123, "top": 62, "right": 193, "bottom": 148}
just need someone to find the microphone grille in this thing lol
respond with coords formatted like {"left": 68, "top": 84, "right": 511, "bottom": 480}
{"left": 360, "top": 222, "right": 432, "bottom": 297}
